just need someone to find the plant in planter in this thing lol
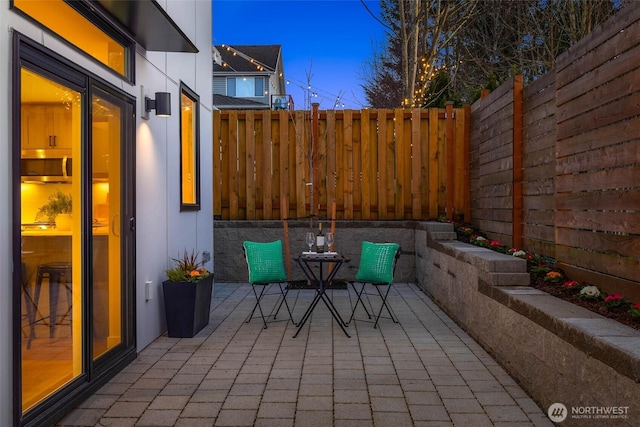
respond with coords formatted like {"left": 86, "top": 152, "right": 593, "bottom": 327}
{"left": 35, "top": 190, "right": 72, "bottom": 229}
{"left": 162, "top": 249, "right": 213, "bottom": 338}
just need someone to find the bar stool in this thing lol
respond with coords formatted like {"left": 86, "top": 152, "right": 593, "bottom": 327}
{"left": 21, "top": 262, "right": 38, "bottom": 348}
{"left": 31, "top": 262, "right": 72, "bottom": 344}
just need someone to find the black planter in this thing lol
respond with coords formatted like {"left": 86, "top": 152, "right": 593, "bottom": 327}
{"left": 162, "top": 275, "right": 213, "bottom": 338}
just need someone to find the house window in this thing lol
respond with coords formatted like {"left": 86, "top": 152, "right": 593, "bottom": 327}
{"left": 180, "top": 83, "right": 201, "bottom": 210}
{"left": 13, "top": 0, "right": 133, "bottom": 80}
{"left": 226, "top": 77, "right": 265, "bottom": 97}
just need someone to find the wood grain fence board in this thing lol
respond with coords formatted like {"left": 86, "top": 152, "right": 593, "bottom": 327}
{"left": 522, "top": 176, "right": 555, "bottom": 196}
{"left": 479, "top": 141, "right": 514, "bottom": 166}
{"left": 479, "top": 157, "right": 514, "bottom": 178}
{"left": 556, "top": 210, "right": 640, "bottom": 234}
{"left": 322, "top": 111, "right": 338, "bottom": 217}
{"left": 523, "top": 223, "right": 556, "bottom": 243}
{"left": 557, "top": 95, "right": 640, "bottom": 142}
{"left": 555, "top": 244, "right": 639, "bottom": 283}
{"left": 474, "top": 207, "right": 513, "bottom": 223}
{"left": 556, "top": 189, "right": 640, "bottom": 212}
{"left": 523, "top": 129, "right": 555, "bottom": 156}
{"left": 523, "top": 238, "right": 555, "bottom": 259}
{"left": 421, "top": 110, "right": 431, "bottom": 218}
{"left": 557, "top": 41, "right": 640, "bottom": 111}
{"left": 523, "top": 194, "right": 555, "bottom": 212}
{"left": 445, "top": 103, "right": 454, "bottom": 219}
{"left": 556, "top": 54, "right": 640, "bottom": 122}
{"left": 429, "top": 109, "right": 439, "bottom": 219}
{"left": 403, "top": 110, "right": 413, "bottom": 218}
{"left": 238, "top": 115, "right": 247, "bottom": 217}
{"left": 556, "top": 165, "right": 640, "bottom": 193}
{"left": 213, "top": 110, "right": 222, "bottom": 217}
{"left": 254, "top": 112, "right": 264, "bottom": 219}
{"left": 555, "top": 262, "right": 640, "bottom": 303}
{"left": 556, "top": 7, "right": 640, "bottom": 85}
{"left": 294, "top": 111, "right": 306, "bottom": 219}
{"left": 271, "top": 113, "right": 282, "bottom": 219}
{"left": 219, "top": 114, "right": 230, "bottom": 219}
{"left": 360, "top": 109, "right": 372, "bottom": 219}
{"left": 395, "top": 108, "right": 406, "bottom": 219}
{"left": 245, "top": 110, "right": 256, "bottom": 219}
{"left": 261, "top": 111, "right": 273, "bottom": 219}
{"left": 369, "top": 111, "right": 380, "bottom": 217}
{"left": 556, "top": 228, "right": 640, "bottom": 259}
{"left": 344, "top": 111, "right": 355, "bottom": 219}
{"left": 228, "top": 111, "right": 239, "bottom": 219}
{"left": 522, "top": 70, "right": 555, "bottom": 110}
{"left": 321, "top": 110, "right": 334, "bottom": 218}
{"left": 377, "top": 110, "right": 388, "bottom": 219}
{"left": 437, "top": 111, "right": 447, "bottom": 215}
{"left": 475, "top": 194, "right": 513, "bottom": 210}
{"left": 557, "top": 120, "right": 640, "bottom": 162}
{"left": 326, "top": 112, "right": 342, "bottom": 216}
{"left": 287, "top": 114, "right": 298, "bottom": 220}
{"left": 523, "top": 116, "right": 555, "bottom": 143}
{"left": 411, "top": 109, "right": 422, "bottom": 218}
{"left": 524, "top": 210, "right": 556, "bottom": 229}
{"left": 352, "top": 112, "right": 362, "bottom": 219}
{"left": 557, "top": 141, "right": 639, "bottom": 175}
{"left": 279, "top": 111, "right": 291, "bottom": 219}
{"left": 524, "top": 153, "right": 555, "bottom": 177}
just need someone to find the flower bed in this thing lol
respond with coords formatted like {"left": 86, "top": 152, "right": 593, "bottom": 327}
{"left": 447, "top": 220, "right": 640, "bottom": 331}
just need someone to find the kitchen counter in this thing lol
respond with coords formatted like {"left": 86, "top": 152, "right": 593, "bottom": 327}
{"left": 21, "top": 226, "right": 109, "bottom": 236}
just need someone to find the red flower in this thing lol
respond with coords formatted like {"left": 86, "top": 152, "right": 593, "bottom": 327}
{"left": 563, "top": 280, "right": 579, "bottom": 288}
{"left": 632, "top": 302, "right": 640, "bottom": 309}
{"left": 604, "top": 294, "right": 622, "bottom": 302}
{"left": 490, "top": 240, "right": 501, "bottom": 246}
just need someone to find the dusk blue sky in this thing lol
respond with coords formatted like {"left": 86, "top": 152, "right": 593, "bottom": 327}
{"left": 212, "top": 0, "right": 385, "bottom": 110}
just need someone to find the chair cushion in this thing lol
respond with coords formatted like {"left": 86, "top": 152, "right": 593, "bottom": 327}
{"left": 243, "top": 240, "right": 287, "bottom": 284}
{"left": 355, "top": 241, "right": 400, "bottom": 284}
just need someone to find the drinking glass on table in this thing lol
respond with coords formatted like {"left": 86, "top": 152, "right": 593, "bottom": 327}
{"left": 325, "top": 232, "right": 334, "bottom": 252}
{"left": 306, "top": 232, "right": 315, "bottom": 252}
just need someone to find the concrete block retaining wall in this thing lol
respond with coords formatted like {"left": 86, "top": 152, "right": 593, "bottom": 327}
{"left": 213, "top": 220, "right": 416, "bottom": 283}
{"left": 214, "top": 220, "right": 639, "bottom": 426}
{"left": 418, "top": 223, "right": 640, "bottom": 427}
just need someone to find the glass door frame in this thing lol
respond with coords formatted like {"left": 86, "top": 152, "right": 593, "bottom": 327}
{"left": 12, "top": 32, "right": 137, "bottom": 427}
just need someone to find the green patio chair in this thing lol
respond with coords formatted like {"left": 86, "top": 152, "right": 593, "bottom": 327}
{"left": 347, "top": 241, "right": 401, "bottom": 329}
{"left": 243, "top": 240, "right": 295, "bottom": 329}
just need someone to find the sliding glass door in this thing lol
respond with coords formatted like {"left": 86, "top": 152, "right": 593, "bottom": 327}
{"left": 15, "top": 34, "right": 136, "bottom": 426}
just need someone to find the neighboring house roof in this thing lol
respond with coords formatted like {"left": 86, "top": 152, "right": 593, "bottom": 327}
{"left": 213, "top": 44, "right": 281, "bottom": 73}
{"left": 212, "top": 94, "right": 269, "bottom": 109}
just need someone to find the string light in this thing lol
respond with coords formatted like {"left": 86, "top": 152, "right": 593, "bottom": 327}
{"left": 219, "top": 44, "right": 275, "bottom": 73}
{"left": 219, "top": 43, "right": 366, "bottom": 109}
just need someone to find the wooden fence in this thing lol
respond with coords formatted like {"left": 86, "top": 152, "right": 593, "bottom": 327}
{"left": 470, "top": 3, "right": 640, "bottom": 301}
{"left": 213, "top": 104, "right": 469, "bottom": 221}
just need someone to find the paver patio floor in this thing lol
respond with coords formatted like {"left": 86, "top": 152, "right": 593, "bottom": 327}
{"left": 56, "top": 283, "right": 554, "bottom": 427}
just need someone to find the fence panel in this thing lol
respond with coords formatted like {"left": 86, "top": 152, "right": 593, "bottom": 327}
{"left": 554, "top": 3, "right": 640, "bottom": 298}
{"left": 469, "top": 3, "right": 640, "bottom": 301}
{"left": 213, "top": 108, "right": 467, "bottom": 221}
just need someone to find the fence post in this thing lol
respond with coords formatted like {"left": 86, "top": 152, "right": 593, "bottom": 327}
{"left": 513, "top": 76, "right": 524, "bottom": 249}
{"left": 445, "top": 101, "right": 454, "bottom": 221}
{"left": 463, "top": 104, "right": 471, "bottom": 223}
{"left": 312, "top": 102, "right": 320, "bottom": 217}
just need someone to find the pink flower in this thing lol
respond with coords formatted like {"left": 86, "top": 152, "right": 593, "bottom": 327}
{"left": 604, "top": 294, "right": 622, "bottom": 302}
{"left": 490, "top": 240, "right": 501, "bottom": 246}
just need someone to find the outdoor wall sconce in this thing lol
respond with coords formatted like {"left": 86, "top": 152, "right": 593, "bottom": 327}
{"left": 143, "top": 91, "right": 171, "bottom": 119}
